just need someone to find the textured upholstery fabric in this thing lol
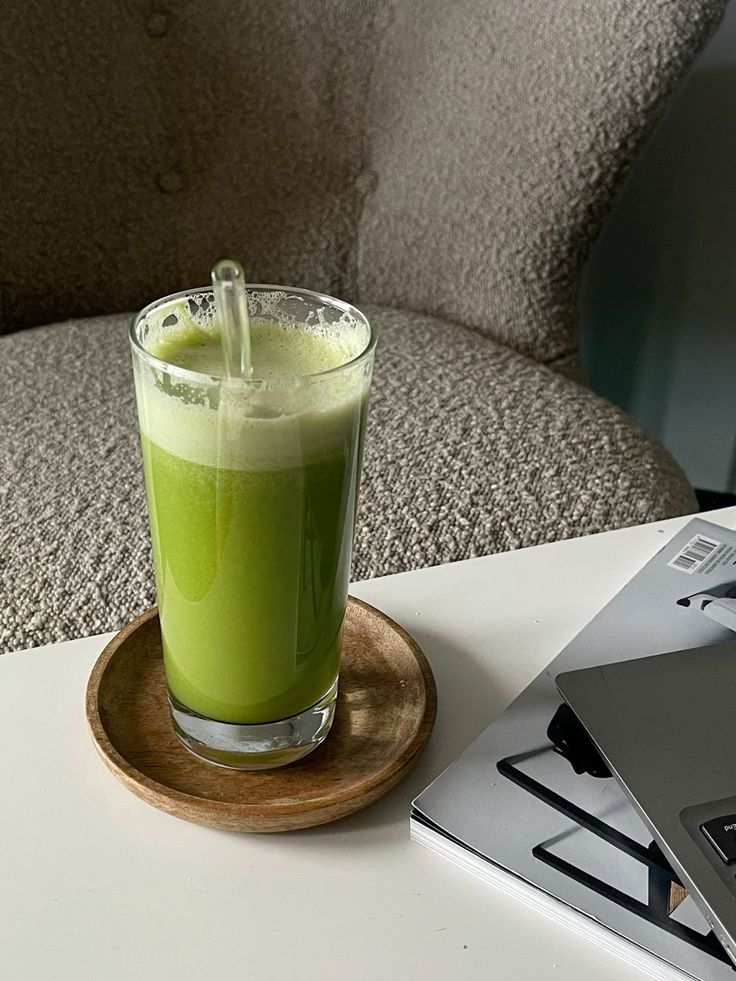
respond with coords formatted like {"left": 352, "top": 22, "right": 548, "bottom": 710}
{"left": 0, "top": 1, "right": 720, "bottom": 652}
{"left": 1, "top": 1, "right": 726, "bottom": 372}
{"left": 358, "top": 0, "right": 726, "bottom": 367}
{"left": 0, "top": 312, "right": 695, "bottom": 654}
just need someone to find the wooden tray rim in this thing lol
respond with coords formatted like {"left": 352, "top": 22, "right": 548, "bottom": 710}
{"left": 85, "top": 597, "right": 437, "bottom": 823}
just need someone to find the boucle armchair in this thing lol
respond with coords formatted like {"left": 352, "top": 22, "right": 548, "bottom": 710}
{"left": 0, "top": 0, "right": 725, "bottom": 651}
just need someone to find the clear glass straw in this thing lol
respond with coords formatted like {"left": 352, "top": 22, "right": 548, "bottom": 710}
{"left": 211, "top": 259, "right": 252, "bottom": 379}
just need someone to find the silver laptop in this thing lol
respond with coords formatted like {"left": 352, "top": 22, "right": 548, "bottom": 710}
{"left": 557, "top": 641, "right": 736, "bottom": 966}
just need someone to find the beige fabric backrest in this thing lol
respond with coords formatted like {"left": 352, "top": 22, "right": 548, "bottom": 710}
{"left": 1, "top": 0, "right": 724, "bottom": 367}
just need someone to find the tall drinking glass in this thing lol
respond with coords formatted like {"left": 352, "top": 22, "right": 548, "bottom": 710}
{"left": 130, "top": 286, "right": 374, "bottom": 769}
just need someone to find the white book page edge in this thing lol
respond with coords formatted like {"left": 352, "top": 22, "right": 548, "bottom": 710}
{"left": 411, "top": 820, "right": 698, "bottom": 981}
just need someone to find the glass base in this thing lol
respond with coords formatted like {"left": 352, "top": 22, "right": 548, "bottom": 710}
{"left": 168, "top": 681, "right": 338, "bottom": 770}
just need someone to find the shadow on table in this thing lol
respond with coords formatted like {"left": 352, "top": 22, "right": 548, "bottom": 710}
{"left": 233, "top": 625, "right": 506, "bottom": 847}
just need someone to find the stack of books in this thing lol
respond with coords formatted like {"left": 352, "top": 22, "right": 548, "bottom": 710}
{"left": 412, "top": 518, "right": 736, "bottom": 981}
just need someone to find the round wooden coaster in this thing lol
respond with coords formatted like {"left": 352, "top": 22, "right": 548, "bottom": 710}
{"left": 85, "top": 598, "right": 437, "bottom": 832}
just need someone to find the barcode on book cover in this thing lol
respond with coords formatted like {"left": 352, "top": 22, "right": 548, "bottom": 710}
{"left": 667, "top": 534, "right": 722, "bottom": 573}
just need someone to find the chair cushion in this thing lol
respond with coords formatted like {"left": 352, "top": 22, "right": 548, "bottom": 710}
{"left": 0, "top": 308, "right": 695, "bottom": 653}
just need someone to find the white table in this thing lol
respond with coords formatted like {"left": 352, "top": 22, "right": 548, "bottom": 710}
{"left": 4, "top": 507, "right": 735, "bottom": 980}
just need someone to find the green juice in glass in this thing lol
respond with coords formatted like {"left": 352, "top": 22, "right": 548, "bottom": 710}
{"left": 134, "top": 313, "right": 371, "bottom": 730}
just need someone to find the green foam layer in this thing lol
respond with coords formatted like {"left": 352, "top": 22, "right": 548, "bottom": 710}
{"left": 151, "top": 320, "right": 361, "bottom": 379}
